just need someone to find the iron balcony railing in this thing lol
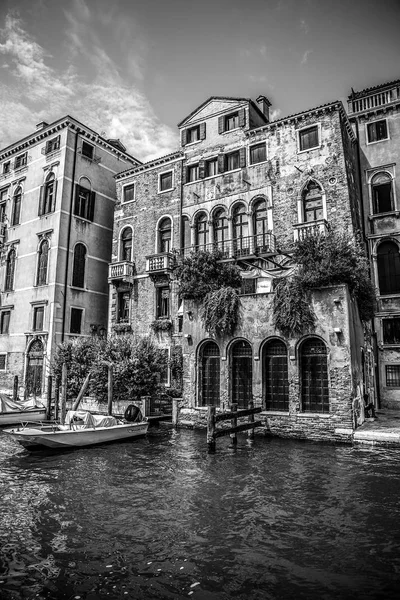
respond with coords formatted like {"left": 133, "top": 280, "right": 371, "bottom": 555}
{"left": 146, "top": 252, "right": 174, "bottom": 273}
{"left": 108, "top": 260, "right": 135, "bottom": 282}
{"left": 180, "top": 232, "right": 276, "bottom": 259}
{"left": 293, "top": 219, "right": 329, "bottom": 242}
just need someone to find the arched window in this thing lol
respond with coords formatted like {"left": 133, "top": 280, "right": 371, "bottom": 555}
{"left": 72, "top": 243, "right": 86, "bottom": 288}
{"left": 11, "top": 186, "right": 22, "bottom": 226}
{"left": 199, "top": 341, "right": 220, "bottom": 407}
{"left": 40, "top": 173, "right": 56, "bottom": 215}
{"left": 371, "top": 172, "right": 393, "bottom": 214}
{"left": 120, "top": 228, "right": 133, "bottom": 262}
{"left": 36, "top": 239, "right": 49, "bottom": 286}
{"left": 213, "top": 208, "right": 229, "bottom": 256}
{"left": 377, "top": 241, "right": 400, "bottom": 295}
{"left": 196, "top": 213, "right": 208, "bottom": 250}
{"left": 5, "top": 248, "right": 16, "bottom": 291}
{"left": 300, "top": 338, "right": 329, "bottom": 413}
{"left": 303, "top": 181, "right": 323, "bottom": 223}
{"left": 253, "top": 199, "right": 269, "bottom": 252}
{"left": 231, "top": 340, "right": 252, "bottom": 408}
{"left": 263, "top": 339, "right": 289, "bottom": 411}
{"left": 26, "top": 339, "right": 44, "bottom": 397}
{"left": 233, "top": 204, "right": 249, "bottom": 256}
{"left": 158, "top": 218, "right": 172, "bottom": 253}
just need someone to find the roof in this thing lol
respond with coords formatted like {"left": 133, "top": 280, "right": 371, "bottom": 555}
{"left": 177, "top": 96, "right": 268, "bottom": 127}
{"left": 115, "top": 149, "right": 183, "bottom": 180}
{"left": 348, "top": 78, "right": 400, "bottom": 100}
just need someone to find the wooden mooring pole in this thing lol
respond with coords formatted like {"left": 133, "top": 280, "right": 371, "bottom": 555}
{"left": 60, "top": 363, "right": 67, "bottom": 425}
{"left": 107, "top": 365, "right": 113, "bottom": 416}
{"left": 206, "top": 401, "right": 262, "bottom": 452}
{"left": 46, "top": 376, "right": 53, "bottom": 421}
{"left": 230, "top": 403, "right": 238, "bottom": 447}
{"left": 13, "top": 376, "right": 18, "bottom": 401}
{"left": 207, "top": 406, "right": 216, "bottom": 452}
{"left": 54, "top": 377, "right": 60, "bottom": 421}
{"left": 248, "top": 399, "right": 255, "bottom": 440}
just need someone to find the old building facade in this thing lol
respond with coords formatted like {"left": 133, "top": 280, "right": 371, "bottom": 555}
{"left": 111, "top": 95, "right": 374, "bottom": 441}
{"left": 0, "top": 117, "right": 139, "bottom": 397}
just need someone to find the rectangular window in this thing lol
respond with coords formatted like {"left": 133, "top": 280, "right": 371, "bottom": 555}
{"left": 298, "top": 126, "right": 319, "bottom": 152}
{"left": 81, "top": 141, "right": 94, "bottom": 159}
{"left": 241, "top": 279, "right": 257, "bottom": 295}
{"left": 33, "top": 306, "right": 44, "bottom": 331}
{"left": 373, "top": 182, "right": 393, "bottom": 214}
{"left": 250, "top": 143, "right": 266, "bottom": 165}
{"left": 156, "top": 286, "right": 170, "bottom": 318}
{"left": 0, "top": 311, "right": 10, "bottom": 334}
{"left": 386, "top": 365, "right": 400, "bottom": 387}
{"left": 118, "top": 292, "right": 130, "bottom": 322}
{"left": 0, "top": 354, "right": 6, "bottom": 371}
{"left": 187, "top": 164, "right": 199, "bottom": 182}
{"left": 383, "top": 318, "right": 400, "bottom": 345}
{"left": 225, "top": 151, "right": 240, "bottom": 172}
{"left": 187, "top": 126, "right": 200, "bottom": 144}
{"left": 45, "top": 136, "right": 60, "bottom": 154}
{"left": 0, "top": 187, "right": 8, "bottom": 203}
{"left": 74, "top": 185, "right": 95, "bottom": 221}
{"left": 367, "top": 120, "right": 388, "bottom": 143}
{"left": 225, "top": 112, "right": 239, "bottom": 131}
{"left": 70, "top": 308, "right": 83, "bottom": 334}
{"left": 123, "top": 184, "right": 135, "bottom": 203}
{"left": 14, "top": 153, "right": 27, "bottom": 170}
{"left": 0, "top": 202, "right": 6, "bottom": 224}
{"left": 205, "top": 158, "right": 218, "bottom": 177}
{"left": 159, "top": 171, "right": 173, "bottom": 192}
{"left": 3, "top": 162, "right": 10, "bottom": 174}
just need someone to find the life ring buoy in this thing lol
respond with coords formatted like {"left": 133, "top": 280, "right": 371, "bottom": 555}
{"left": 124, "top": 404, "right": 142, "bottom": 422}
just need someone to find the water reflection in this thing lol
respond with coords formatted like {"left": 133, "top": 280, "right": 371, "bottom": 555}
{"left": 1, "top": 429, "right": 400, "bottom": 599}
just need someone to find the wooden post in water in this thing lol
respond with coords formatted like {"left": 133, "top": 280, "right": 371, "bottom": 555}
{"left": 54, "top": 377, "right": 60, "bottom": 421}
{"left": 60, "top": 363, "right": 67, "bottom": 425}
{"left": 172, "top": 398, "right": 179, "bottom": 427}
{"left": 72, "top": 373, "right": 92, "bottom": 411}
{"left": 107, "top": 364, "right": 113, "bottom": 416}
{"left": 248, "top": 399, "right": 255, "bottom": 439}
{"left": 13, "top": 376, "right": 18, "bottom": 401}
{"left": 207, "top": 405, "right": 216, "bottom": 452}
{"left": 46, "top": 376, "right": 53, "bottom": 421}
{"left": 230, "top": 403, "right": 238, "bottom": 446}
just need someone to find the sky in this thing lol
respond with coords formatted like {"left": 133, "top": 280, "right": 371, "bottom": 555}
{"left": 0, "top": 0, "right": 399, "bottom": 162}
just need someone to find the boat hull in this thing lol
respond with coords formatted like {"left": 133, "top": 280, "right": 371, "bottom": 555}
{"left": 0, "top": 409, "right": 47, "bottom": 426}
{"left": 4, "top": 421, "right": 149, "bottom": 449}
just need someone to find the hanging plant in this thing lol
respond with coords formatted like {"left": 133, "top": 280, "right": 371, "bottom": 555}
{"left": 150, "top": 318, "right": 173, "bottom": 333}
{"left": 273, "top": 275, "right": 316, "bottom": 337}
{"left": 201, "top": 287, "right": 241, "bottom": 337}
{"left": 112, "top": 322, "right": 132, "bottom": 334}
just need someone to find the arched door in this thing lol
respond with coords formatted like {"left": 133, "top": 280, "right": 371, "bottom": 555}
{"left": 301, "top": 338, "right": 329, "bottom": 413}
{"left": 26, "top": 339, "right": 44, "bottom": 397}
{"left": 264, "top": 340, "right": 289, "bottom": 411}
{"left": 231, "top": 340, "right": 252, "bottom": 408}
{"left": 200, "top": 342, "right": 220, "bottom": 407}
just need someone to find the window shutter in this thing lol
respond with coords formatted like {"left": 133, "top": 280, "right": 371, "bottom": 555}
{"left": 239, "top": 109, "right": 246, "bottom": 127}
{"left": 239, "top": 147, "right": 246, "bottom": 168}
{"left": 218, "top": 116, "right": 225, "bottom": 134}
{"left": 218, "top": 154, "right": 225, "bottom": 173}
{"left": 88, "top": 191, "right": 96, "bottom": 221}
{"left": 38, "top": 186, "right": 44, "bottom": 216}
{"left": 52, "top": 180, "right": 58, "bottom": 212}
{"left": 182, "top": 166, "right": 187, "bottom": 185}
{"left": 181, "top": 129, "right": 187, "bottom": 147}
{"left": 200, "top": 123, "right": 206, "bottom": 140}
{"left": 74, "top": 184, "right": 80, "bottom": 214}
{"left": 199, "top": 160, "right": 205, "bottom": 179}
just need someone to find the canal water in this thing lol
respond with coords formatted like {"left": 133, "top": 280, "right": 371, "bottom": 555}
{"left": 1, "top": 427, "right": 400, "bottom": 600}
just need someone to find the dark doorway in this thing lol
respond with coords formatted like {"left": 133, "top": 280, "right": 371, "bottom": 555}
{"left": 26, "top": 339, "right": 44, "bottom": 397}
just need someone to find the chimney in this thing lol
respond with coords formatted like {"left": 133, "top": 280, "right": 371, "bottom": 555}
{"left": 36, "top": 121, "right": 49, "bottom": 131}
{"left": 256, "top": 96, "right": 271, "bottom": 122}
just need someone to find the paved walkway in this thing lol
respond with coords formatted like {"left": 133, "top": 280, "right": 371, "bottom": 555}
{"left": 354, "top": 409, "right": 400, "bottom": 446}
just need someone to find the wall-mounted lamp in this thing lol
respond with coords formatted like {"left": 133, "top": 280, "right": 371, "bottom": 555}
{"left": 334, "top": 327, "right": 342, "bottom": 334}
{"left": 289, "top": 355, "right": 296, "bottom": 361}
{"left": 333, "top": 298, "right": 341, "bottom": 304}
{"left": 184, "top": 333, "right": 192, "bottom": 341}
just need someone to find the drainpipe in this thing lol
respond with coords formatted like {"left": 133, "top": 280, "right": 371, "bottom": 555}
{"left": 61, "top": 127, "right": 79, "bottom": 341}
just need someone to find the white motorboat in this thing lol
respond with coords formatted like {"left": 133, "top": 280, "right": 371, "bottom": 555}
{"left": 4, "top": 409, "right": 149, "bottom": 450}
{"left": 0, "top": 394, "right": 46, "bottom": 426}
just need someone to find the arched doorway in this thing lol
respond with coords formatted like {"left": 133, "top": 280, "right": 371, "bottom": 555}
{"left": 263, "top": 339, "right": 289, "bottom": 411}
{"left": 300, "top": 338, "right": 329, "bottom": 413}
{"left": 199, "top": 341, "right": 220, "bottom": 407}
{"left": 231, "top": 340, "right": 252, "bottom": 408}
{"left": 26, "top": 339, "right": 44, "bottom": 398}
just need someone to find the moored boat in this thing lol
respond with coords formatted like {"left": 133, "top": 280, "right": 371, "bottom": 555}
{"left": 0, "top": 393, "right": 46, "bottom": 426}
{"left": 4, "top": 409, "right": 148, "bottom": 450}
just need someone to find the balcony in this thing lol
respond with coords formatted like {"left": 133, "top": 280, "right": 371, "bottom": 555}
{"left": 108, "top": 260, "right": 135, "bottom": 284}
{"left": 146, "top": 252, "right": 174, "bottom": 274}
{"left": 180, "top": 232, "right": 276, "bottom": 260}
{"left": 348, "top": 83, "right": 400, "bottom": 115}
{"left": 293, "top": 219, "right": 329, "bottom": 242}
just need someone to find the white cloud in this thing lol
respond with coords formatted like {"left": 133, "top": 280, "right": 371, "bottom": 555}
{"left": 0, "top": 7, "right": 177, "bottom": 161}
{"left": 270, "top": 108, "right": 282, "bottom": 121}
{"left": 299, "top": 19, "right": 309, "bottom": 34}
{"left": 301, "top": 49, "right": 313, "bottom": 65}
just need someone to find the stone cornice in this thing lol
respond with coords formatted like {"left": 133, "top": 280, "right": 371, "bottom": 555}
{"left": 115, "top": 151, "right": 183, "bottom": 181}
